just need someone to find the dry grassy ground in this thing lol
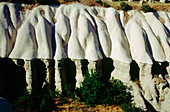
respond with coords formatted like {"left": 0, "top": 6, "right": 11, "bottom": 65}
{"left": 52, "top": 97, "right": 123, "bottom": 112}
{"left": 103, "top": 0, "right": 170, "bottom": 12}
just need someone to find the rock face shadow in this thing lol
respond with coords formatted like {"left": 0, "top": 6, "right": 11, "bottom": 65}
{"left": 81, "top": 59, "right": 89, "bottom": 76}
{"left": 0, "top": 58, "right": 26, "bottom": 103}
{"left": 130, "top": 60, "right": 140, "bottom": 81}
{"left": 31, "top": 59, "right": 47, "bottom": 93}
{"left": 100, "top": 58, "right": 114, "bottom": 82}
{"left": 61, "top": 59, "right": 76, "bottom": 96}
{"left": 152, "top": 61, "right": 168, "bottom": 78}
{"left": 16, "top": 59, "right": 26, "bottom": 97}
{"left": 152, "top": 61, "right": 161, "bottom": 77}
{"left": 161, "top": 61, "right": 168, "bottom": 78}
{"left": 49, "top": 59, "right": 55, "bottom": 91}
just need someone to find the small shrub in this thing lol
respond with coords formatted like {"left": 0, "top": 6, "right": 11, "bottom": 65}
{"left": 13, "top": 90, "right": 57, "bottom": 112}
{"left": 96, "top": 0, "right": 103, "bottom": 5}
{"left": 76, "top": 70, "right": 139, "bottom": 111}
{"left": 141, "top": 5, "right": 154, "bottom": 13}
{"left": 50, "top": 90, "right": 61, "bottom": 98}
{"left": 121, "top": 103, "right": 138, "bottom": 112}
{"left": 76, "top": 70, "right": 105, "bottom": 106}
{"left": 120, "top": 2, "right": 132, "bottom": 11}
{"left": 63, "top": 84, "right": 75, "bottom": 98}
{"left": 103, "top": 3, "right": 111, "bottom": 7}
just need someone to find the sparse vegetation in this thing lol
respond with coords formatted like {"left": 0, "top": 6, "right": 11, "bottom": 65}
{"left": 141, "top": 4, "right": 154, "bottom": 12}
{"left": 120, "top": 2, "right": 132, "bottom": 11}
{"left": 75, "top": 70, "right": 139, "bottom": 112}
{"left": 0, "top": 0, "right": 169, "bottom": 11}
{"left": 13, "top": 90, "right": 57, "bottom": 112}
{"left": 96, "top": 0, "right": 103, "bottom": 5}
{"left": 13, "top": 69, "right": 139, "bottom": 111}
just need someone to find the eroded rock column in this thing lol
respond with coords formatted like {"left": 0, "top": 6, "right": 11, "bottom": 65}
{"left": 111, "top": 60, "right": 131, "bottom": 83}
{"left": 24, "top": 60, "right": 32, "bottom": 92}
{"left": 138, "top": 62, "right": 160, "bottom": 111}
{"left": 88, "top": 60, "right": 97, "bottom": 74}
{"left": 55, "top": 60, "right": 62, "bottom": 92}
{"left": 74, "top": 60, "right": 84, "bottom": 88}
{"left": 165, "top": 63, "right": 170, "bottom": 84}
{"left": 166, "top": 63, "right": 170, "bottom": 77}
{"left": 42, "top": 59, "right": 50, "bottom": 89}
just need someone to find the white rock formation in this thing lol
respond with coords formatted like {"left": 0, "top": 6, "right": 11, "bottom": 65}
{"left": 0, "top": 3, "right": 169, "bottom": 64}
{"left": 160, "top": 0, "right": 166, "bottom": 3}
{"left": 0, "top": 2, "right": 169, "bottom": 111}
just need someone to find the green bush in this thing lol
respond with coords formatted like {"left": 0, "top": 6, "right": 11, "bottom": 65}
{"left": 120, "top": 2, "right": 132, "bottom": 11}
{"left": 76, "top": 70, "right": 139, "bottom": 111}
{"left": 142, "top": 5, "right": 154, "bottom": 13}
{"left": 13, "top": 90, "right": 58, "bottom": 112}
{"left": 76, "top": 70, "right": 105, "bottom": 106}
{"left": 121, "top": 103, "right": 138, "bottom": 112}
{"left": 63, "top": 83, "right": 76, "bottom": 98}
{"left": 96, "top": 0, "right": 103, "bottom": 5}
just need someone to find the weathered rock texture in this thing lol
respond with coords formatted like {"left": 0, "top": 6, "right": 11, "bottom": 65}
{"left": 0, "top": 2, "right": 170, "bottom": 111}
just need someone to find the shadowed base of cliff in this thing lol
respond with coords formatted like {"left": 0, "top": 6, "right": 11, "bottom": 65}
{"left": 0, "top": 58, "right": 169, "bottom": 112}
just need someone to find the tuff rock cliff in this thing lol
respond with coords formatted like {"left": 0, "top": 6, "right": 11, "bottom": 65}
{"left": 0, "top": 2, "right": 170, "bottom": 111}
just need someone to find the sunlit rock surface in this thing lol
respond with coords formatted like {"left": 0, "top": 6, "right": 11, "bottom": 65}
{"left": 0, "top": 2, "right": 169, "bottom": 111}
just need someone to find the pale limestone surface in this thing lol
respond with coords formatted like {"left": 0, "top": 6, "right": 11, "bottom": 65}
{"left": 144, "top": 12, "right": 170, "bottom": 62}
{"left": 0, "top": 3, "right": 169, "bottom": 64}
{"left": 105, "top": 8, "right": 132, "bottom": 63}
{"left": 125, "top": 18, "right": 153, "bottom": 64}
